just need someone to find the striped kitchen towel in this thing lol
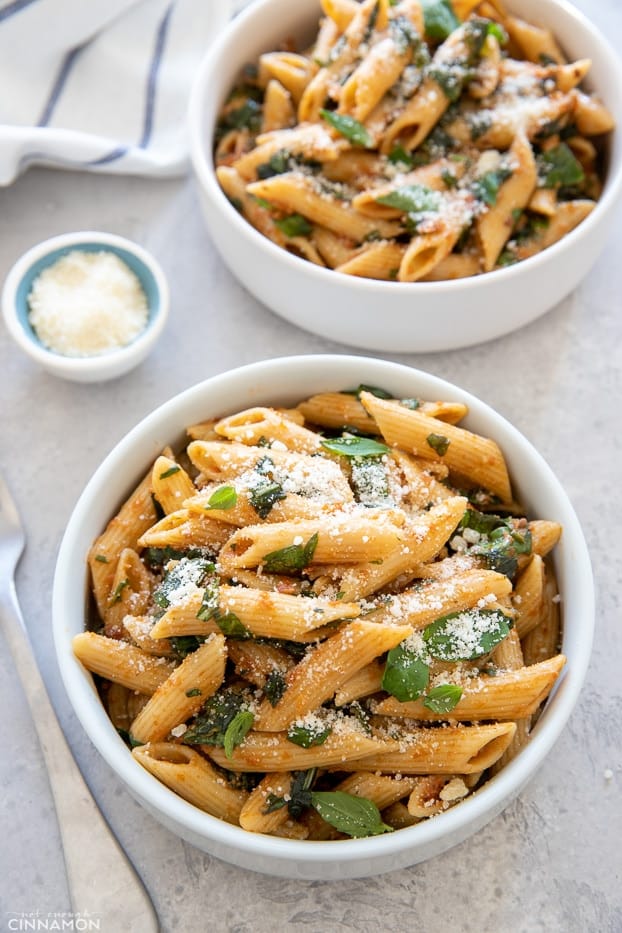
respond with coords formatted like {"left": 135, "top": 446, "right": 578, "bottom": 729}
{"left": 0, "top": 0, "right": 231, "bottom": 185}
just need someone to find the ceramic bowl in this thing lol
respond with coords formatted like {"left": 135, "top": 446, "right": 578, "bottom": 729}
{"left": 2, "top": 231, "right": 169, "bottom": 382}
{"left": 188, "top": 0, "right": 622, "bottom": 352}
{"left": 53, "top": 354, "right": 594, "bottom": 879}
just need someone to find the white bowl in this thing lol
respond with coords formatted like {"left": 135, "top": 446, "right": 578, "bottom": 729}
{"left": 189, "top": 0, "right": 622, "bottom": 353}
{"left": 2, "top": 231, "right": 169, "bottom": 382}
{"left": 53, "top": 354, "right": 593, "bottom": 879}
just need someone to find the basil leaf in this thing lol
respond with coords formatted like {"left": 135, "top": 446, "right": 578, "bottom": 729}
{"left": 183, "top": 690, "right": 246, "bottom": 745}
{"left": 400, "top": 397, "right": 420, "bottom": 410}
{"left": 388, "top": 145, "right": 414, "bottom": 169}
{"left": 288, "top": 768, "right": 317, "bottom": 818}
{"left": 159, "top": 465, "right": 180, "bottom": 479}
{"left": 256, "top": 149, "right": 290, "bottom": 179}
{"left": 214, "top": 610, "right": 251, "bottom": 639}
{"left": 376, "top": 184, "right": 442, "bottom": 216}
{"left": 427, "top": 64, "right": 464, "bottom": 102}
{"left": 350, "top": 457, "right": 391, "bottom": 507}
{"left": 537, "top": 143, "right": 584, "bottom": 188}
{"left": 185, "top": 688, "right": 202, "bottom": 698}
{"left": 263, "top": 532, "right": 318, "bottom": 574}
{"left": 205, "top": 485, "right": 238, "bottom": 511}
{"left": 320, "top": 436, "right": 389, "bottom": 458}
{"left": 426, "top": 433, "right": 450, "bottom": 455}
{"left": 223, "top": 710, "right": 254, "bottom": 759}
{"left": 390, "top": 14, "right": 421, "bottom": 54}
{"left": 264, "top": 793, "right": 288, "bottom": 814}
{"left": 310, "top": 791, "right": 393, "bottom": 838}
{"left": 153, "top": 557, "right": 214, "bottom": 610}
{"left": 422, "top": 0, "right": 459, "bottom": 40}
{"left": 264, "top": 670, "right": 287, "bottom": 706}
{"left": 382, "top": 641, "right": 430, "bottom": 701}
{"left": 144, "top": 546, "right": 207, "bottom": 567}
{"left": 169, "top": 635, "right": 204, "bottom": 658}
{"left": 472, "top": 167, "right": 512, "bottom": 206}
{"left": 344, "top": 384, "right": 392, "bottom": 399}
{"left": 287, "top": 724, "right": 332, "bottom": 748}
{"left": 249, "top": 479, "right": 287, "bottom": 519}
{"left": 320, "top": 109, "right": 373, "bottom": 147}
{"left": 274, "top": 213, "right": 313, "bottom": 237}
{"left": 423, "top": 608, "right": 512, "bottom": 661}
{"left": 423, "top": 683, "right": 463, "bottom": 712}
{"left": 217, "top": 99, "right": 262, "bottom": 135}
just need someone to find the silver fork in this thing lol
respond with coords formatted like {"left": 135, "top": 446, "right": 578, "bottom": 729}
{"left": 0, "top": 473, "right": 159, "bottom": 932}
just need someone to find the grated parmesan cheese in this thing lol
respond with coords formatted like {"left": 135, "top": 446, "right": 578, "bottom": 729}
{"left": 28, "top": 249, "right": 148, "bottom": 357}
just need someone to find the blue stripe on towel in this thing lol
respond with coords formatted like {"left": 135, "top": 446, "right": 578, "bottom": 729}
{"left": 38, "top": 46, "right": 84, "bottom": 127}
{"left": 0, "top": 0, "right": 39, "bottom": 22}
{"left": 88, "top": 145, "right": 129, "bottom": 165}
{"left": 139, "top": 1, "right": 174, "bottom": 149}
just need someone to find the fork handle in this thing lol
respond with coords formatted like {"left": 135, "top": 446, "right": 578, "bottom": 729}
{"left": 0, "top": 582, "right": 159, "bottom": 931}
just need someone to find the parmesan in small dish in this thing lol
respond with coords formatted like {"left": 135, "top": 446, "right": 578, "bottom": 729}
{"left": 2, "top": 231, "right": 169, "bottom": 382}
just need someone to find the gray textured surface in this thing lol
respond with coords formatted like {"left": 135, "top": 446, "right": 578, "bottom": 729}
{"left": 1, "top": 2, "right": 621, "bottom": 928}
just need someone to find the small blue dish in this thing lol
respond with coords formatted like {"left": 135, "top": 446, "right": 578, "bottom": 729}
{"left": 2, "top": 231, "right": 169, "bottom": 382}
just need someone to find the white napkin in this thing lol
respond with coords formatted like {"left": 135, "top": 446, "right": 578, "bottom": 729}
{"left": 0, "top": 0, "right": 231, "bottom": 185}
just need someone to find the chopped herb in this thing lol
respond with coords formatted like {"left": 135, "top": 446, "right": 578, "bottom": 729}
{"left": 351, "top": 457, "right": 391, "bottom": 507}
{"left": 263, "top": 533, "right": 318, "bottom": 574}
{"left": 287, "top": 768, "right": 317, "bottom": 819}
{"left": 422, "top": 0, "right": 459, "bottom": 41}
{"left": 264, "top": 794, "right": 288, "bottom": 814}
{"left": 310, "top": 791, "right": 393, "bottom": 838}
{"left": 472, "top": 167, "right": 512, "bottom": 206}
{"left": 537, "top": 143, "right": 584, "bottom": 188}
{"left": 169, "top": 635, "right": 204, "bottom": 658}
{"left": 183, "top": 690, "right": 247, "bottom": 746}
{"left": 287, "top": 723, "right": 332, "bottom": 748}
{"left": 249, "top": 480, "right": 287, "bottom": 518}
{"left": 217, "top": 99, "right": 262, "bottom": 136}
{"left": 128, "top": 734, "right": 144, "bottom": 748}
{"left": 109, "top": 579, "right": 129, "bottom": 604}
{"left": 382, "top": 640, "right": 430, "bottom": 701}
{"left": 441, "top": 168, "right": 458, "bottom": 188}
{"left": 423, "top": 607, "right": 512, "bottom": 661}
{"left": 486, "top": 21, "right": 508, "bottom": 45}
{"left": 159, "top": 465, "right": 181, "bottom": 479}
{"left": 153, "top": 558, "right": 214, "bottom": 611}
{"left": 256, "top": 150, "right": 290, "bottom": 179}
{"left": 388, "top": 145, "right": 414, "bottom": 169}
{"left": 376, "top": 184, "right": 442, "bottom": 222}
{"left": 423, "top": 683, "right": 463, "bottom": 712}
{"left": 388, "top": 267, "right": 399, "bottom": 280}
{"left": 250, "top": 194, "right": 273, "bottom": 210}
{"left": 223, "top": 710, "right": 254, "bottom": 759}
{"left": 459, "top": 509, "right": 532, "bottom": 577}
{"left": 95, "top": 554, "right": 109, "bottom": 563}
{"left": 427, "top": 64, "right": 465, "bottom": 102}
{"left": 274, "top": 213, "right": 313, "bottom": 237}
{"left": 427, "top": 433, "right": 450, "bottom": 455}
{"left": 185, "top": 688, "right": 202, "bottom": 698}
{"left": 469, "top": 111, "right": 492, "bottom": 141}
{"left": 363, "top": 0, "right": 380, "bottom": 42}
{"left": 204, "top": 485, "right": 238, "bottom": 511}
{"left": 214, "top": 611, "right": 251, "bottom": 639}
{"left": 539, "top": 52, "right": 558, "bottom": 66}
{"left": 196, "top": 576, "right": 220, "bottom": 621}
{"left": 320, "top": 109, "right": 373, "bottom": 147}
{"left": 344, "top": 384, "right": 392, "bottom": 399}
{"left": 321, "top": 435, "right": 389, "bottom": 458}
{"left": 364, "top": 229, "right": 382, "bottom": 242}
{"left": 264, "top": 670, "right": 287, "bottom": 706}
{"left": 390, "top": 14, "right": 421, "bottom": 54}
{"left": 400, "top": 397, "right": 420, "bottom": 410}
{"left": 497, "top": 249, "right": 517, "bottom": 267}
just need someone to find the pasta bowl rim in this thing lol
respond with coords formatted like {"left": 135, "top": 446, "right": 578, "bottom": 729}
{"left": 188, "top": 0, "right": 622, "bottom": 351}
{"left": 1, "top": 230, "right": 170, "bottom": 383}
{"left": 53, "top": 354, "right": 594, "bottom": 878}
